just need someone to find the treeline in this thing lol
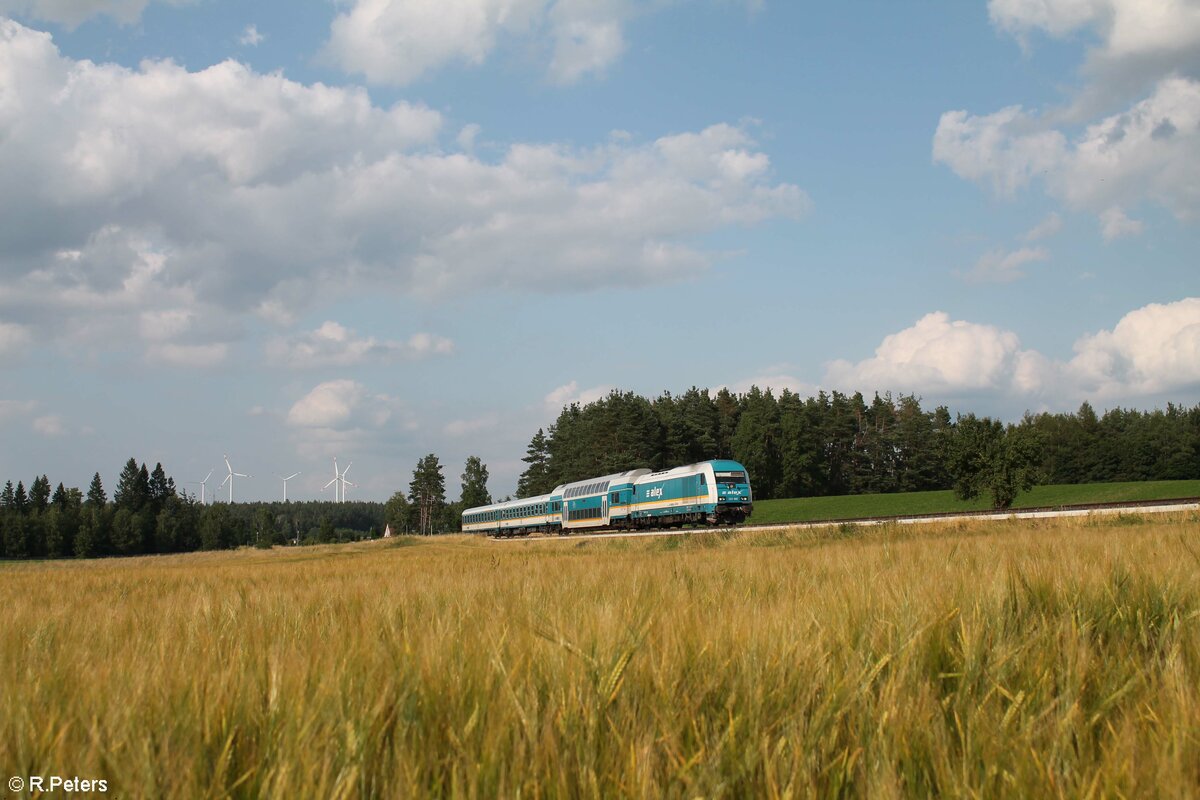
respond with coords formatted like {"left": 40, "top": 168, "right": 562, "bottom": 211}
{"left": 0, "top": 457, "right": 388, "bottom": 561}
{"left": 1, "top": 453, "right": 495, "bottom": 560}
{"left": 516, "top": 388, "right": 1200, "bottom": 501}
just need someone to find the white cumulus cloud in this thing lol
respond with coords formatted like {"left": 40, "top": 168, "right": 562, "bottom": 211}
{"left": 937, "top": 1, "right": 1200, "bottom": 233}
{"left": 825, "top": 312, "right": 1029, "bottom": 394}
{"left": 933, "top": 106, "right": 1065, "bottom": 197}
{"left": 0, "top": 0, "right": 192, "bottom": 27}
{"left": 288, "top": 380, "right": 374, "bottom": 429}
{"left": 1067, "top": 296, "right": 1200, "bottom": 395}
{"left": 0, "top": 19, "right": 806, "bottom": 360}
{"left": 822, "top": 298, "right": 1200, "bottom": 404}
{"left": 544, "top": 380, "right": 613, "bottom": 411}
{"left": 325, "top": 0, "right": 638, "bottom": 86}
{"left": 935, "top": 77, "right": 1200, "bottom": 222}
{"left": 285, "top": 379, "right": 415, "bottom": 459}
{"left": 266, "top": 321, "right": 454, "bottom": 369}
{"left": 988, "top": 0, "right": 1200, "bottom": 88}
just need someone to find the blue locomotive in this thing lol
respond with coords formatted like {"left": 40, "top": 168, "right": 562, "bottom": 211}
{"left": 462, "top": 459, "right": 752, "bottom": 537}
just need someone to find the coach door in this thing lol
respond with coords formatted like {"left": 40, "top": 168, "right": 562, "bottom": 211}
{"left": 600, "top": 493, "right": 608, "bottom": 524}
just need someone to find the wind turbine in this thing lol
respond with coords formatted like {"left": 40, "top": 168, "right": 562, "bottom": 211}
{"left": 278, "top": 471, "right": 300, "bottom": 502}
{"left": 220, "top": 455, "right": 250, "bottom": 503}
{"left": 321, "top": 457, "right": 354, "bottom": 502}
{"left": 322, "top": 457, "right": 341, "bottom": 502}
{"left": 189, "top": 469, "right": 213, "bottom": 505}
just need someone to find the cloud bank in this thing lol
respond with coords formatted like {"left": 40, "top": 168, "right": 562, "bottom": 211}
{"left": 934, "top": 0, "right": 1200, "bottom": 231}
{"left": 822, "top": 297, "right": 1200, "bottom": 403}
{"left": 0, "top": 19, "right": 806, "bottom": 363}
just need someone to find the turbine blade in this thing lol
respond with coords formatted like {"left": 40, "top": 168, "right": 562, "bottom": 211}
{"left": 203, "top": 469, "right": 213, "bottom": 483}
{"left": 286, "top": 472, "right": 300, "bottom": 480}
{"left": 224, "top": 455, "right": 232, "bottom": 473}
{"left": 342, "top": 462, "right": 352, "bottom": 477}
{"left": 323, "top": 478, "right": 337, "bottom": 489}
{"left": 220, "top": 474, "right": 231, "bottom": 488}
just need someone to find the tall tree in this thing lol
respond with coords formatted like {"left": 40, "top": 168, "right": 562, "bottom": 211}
{"left": 114, "top": 458, "right": 148, "bottom": 511}
{"left": 200, "top": 503, "right": 233, "bottom": 550}
{"left": 409, "top": 454, "right": 446, "bottom": 535}
{"left": 949, "top": 414, "right": 1043, "bottom": 509}
{"left": 460, "top": 456, "right": 492, "bottom": 509}
{"left": 731, "top": 387, "right": 782, "bottom": 499}
{"left": 384, "top": 491, "right": 415, "bottom": 535}
{"left": 110, "top": 508, "right": 140, "bottom": 555}
{"left": 149, "top": 463, "right": 174, "bottom": 511}
{"left": 516, "top": 428, "right": 552, "bottom": 498}
{"left": 86, "top": 473, "right": 107, "bottom": 508}
{"left": 29, "top": 475, "right": 51, "bottom": 513}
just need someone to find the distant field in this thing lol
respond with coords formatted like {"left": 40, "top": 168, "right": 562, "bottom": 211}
{"left": 750, "top": 479, "right": 1200, "bottom": 524}
{"left": 3, "top": 512, "right": 1200, "bottom": 797}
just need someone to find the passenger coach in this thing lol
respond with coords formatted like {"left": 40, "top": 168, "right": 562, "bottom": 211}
{"left": 462, "top": 459, "right": 753, "bottom": 537}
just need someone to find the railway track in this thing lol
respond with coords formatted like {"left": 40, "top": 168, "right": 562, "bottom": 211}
{"left": 490, "top": 497, "right": 1200, "bottom": 543}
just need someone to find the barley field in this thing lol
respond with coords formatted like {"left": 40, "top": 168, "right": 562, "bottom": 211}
{"left": 3, "top": 513, "right": 1200, "bottom": 798}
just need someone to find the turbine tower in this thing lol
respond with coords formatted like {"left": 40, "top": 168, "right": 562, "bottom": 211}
{"left": 321, "top": 457, "right": 354, "bottom": 502}
{"left": 219, "top": 455, "right": 250, "bottom": 503}
{"left": 322, "top": 457, "right": 341, "bottom": 502}
{"left": 278, "top": 471, "right": 300, "bottom": 502}
{"left": 189, "top": 469, "right": 213, "bottom": 505}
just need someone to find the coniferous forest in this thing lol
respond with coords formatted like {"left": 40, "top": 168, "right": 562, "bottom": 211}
{"left": 3, "top": 388, "right": 1198, "bottom": 559}
{"left": 515, "top": 388, "right": 1200, "bottom": 502}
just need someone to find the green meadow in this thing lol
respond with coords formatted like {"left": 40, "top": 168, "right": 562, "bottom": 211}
{"left": 3, "top": 512, "right": 1200, "bottom": 797}
{"left": 749, "top": 479, "right": 1200, "bottom": 525}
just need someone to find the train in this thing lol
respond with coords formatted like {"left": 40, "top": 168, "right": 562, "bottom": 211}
{"left": 462, "top": 459, "right": 753, "bottom": 537}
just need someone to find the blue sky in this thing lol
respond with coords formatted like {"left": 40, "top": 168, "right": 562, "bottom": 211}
{"left": 0, "top": 0, "right": 1196, "bottom": 501}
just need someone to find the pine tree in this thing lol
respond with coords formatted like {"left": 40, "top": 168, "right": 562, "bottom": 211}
{"left": 137, "top": 464, "right": 151, "bottom": 507}
{"left": 409, "top": 454, "right": 446, "bottom": 535}
{"left": 149, "top": 463, "right": 173, "bottom": 511}
{"left": 200, "top": 503, "right": 233, "bottom": 550}
{"left": 51, "top": 482, "right": 69, "bottom": 509}
{"left": 3, "top": 514, "right": 28, "bottom": 558}
{"left": 75, "top": 508, "right": 109, "bottom": 558}
{"left": 1, "top": 481, "right": 14, "bottom": 510}
{"left": 86, "top": 473, "right": 107, "bottom": 507}
{"left": 111, "top": 508, "right": 140, "bottom": 555}
{"left": 460, "top": 456, "right": 492, "bottom": 509}
{"left": 731, "top": 387, "right": 782, "bottom": 499}
{"left": 13, "top": 481, "right": 28, "bottom": 514}
{"left": 114, "top": 458, "right": 153, "bottom": 512}
{"left": 778, "top": 389, "right": 817, "bottom": 498}
{"left": 384, "top": 491, "right": 414, "bottom": 535}
{"left": 516, "top": 429, "right": 552, "bottom": 498}
{"left": 29, "top": 475, "right": 51, "bottom": 513}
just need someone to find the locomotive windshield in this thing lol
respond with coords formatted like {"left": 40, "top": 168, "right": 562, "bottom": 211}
{"left": 714, "top": 471, "right": 748, "bottom": 485}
